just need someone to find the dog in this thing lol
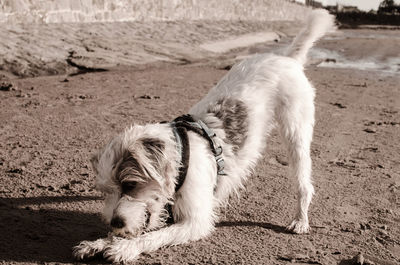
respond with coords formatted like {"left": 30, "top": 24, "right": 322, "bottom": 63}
{"left": 73, "top": 9, "right": 335, "bottom": 263}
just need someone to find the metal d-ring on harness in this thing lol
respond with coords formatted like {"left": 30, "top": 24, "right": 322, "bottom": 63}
{"left": 193, "top": 119, "right": 226, "bottom": 176}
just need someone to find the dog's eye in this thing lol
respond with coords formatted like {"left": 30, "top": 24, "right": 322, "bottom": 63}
{"left": 121, "top": 182, "right": 137, "bottom": 193}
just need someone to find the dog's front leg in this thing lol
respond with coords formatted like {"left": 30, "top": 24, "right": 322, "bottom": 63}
{"left": 103, "top": 220, "right": 214, "bottom": 263}
{"left": 73, "top": 237, "right": 111, "bottom": 260}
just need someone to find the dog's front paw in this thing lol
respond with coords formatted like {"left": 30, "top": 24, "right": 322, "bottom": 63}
{"left": 103, "top": 238, "right": 140, "bottom": 263}
{"left": 72, "top": 239, "right": 108, "bottom": 260}
{"left": 286, "top": 219, "right": 310, "bottom": 234}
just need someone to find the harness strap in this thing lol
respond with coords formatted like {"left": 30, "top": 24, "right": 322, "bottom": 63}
{"left": 172, "top": 114, "right": 226, "bottom": 175}
{"left": 165, "top": 114, "right": 226, "bottom": 224}
{"left": 171, "top": 126, "right": 190, "bottom": 193}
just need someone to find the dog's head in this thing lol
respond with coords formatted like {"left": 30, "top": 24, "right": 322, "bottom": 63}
{"left": 91, "top": 124, "right": 178, "bottom": 237}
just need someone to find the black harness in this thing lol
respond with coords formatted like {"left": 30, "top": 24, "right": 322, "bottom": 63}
{"left": 164, "top": 114, "right": 225, "bottom": 223}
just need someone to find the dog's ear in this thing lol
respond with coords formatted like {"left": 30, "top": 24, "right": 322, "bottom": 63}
{"left": 115, "top": 139, "right": 166, "bottom": 187}
{"left": 116, "top": 151, "right": 145, "bottom": 183}
{"left": 142, "top": 138, "right": 165, "bottom": 156}
{"left": 141, "top": 138, "right": 165, "bottom": 171}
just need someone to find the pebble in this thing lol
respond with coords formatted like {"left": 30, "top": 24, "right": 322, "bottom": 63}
{"left": 0, "top": 81, "right": 14, "bottom": 91}
{"left": 356, "top": 253, "right": 365, "bottom": 264}
{"left": 363, "top": 128, "right": 376, "bottom": 133}
{"left": 360, "top": 222, "right": 371, "bottom": 230}
{"left": 331, "top": 102, "right": 346, "bottom": 109}
{"left": 352, "top": 253, "right": 375, "bottom": 265}
{"left": 278, "top": 253, "right": 309, "bottom": 262}
{"left": 379, "top": 230, "right": 388, "bottom": 236}
{"left": 135, "top": 94, "right": 160, "bottom": 99}
{"left": 386, "top": 209, "right": 393, "bottom": 214}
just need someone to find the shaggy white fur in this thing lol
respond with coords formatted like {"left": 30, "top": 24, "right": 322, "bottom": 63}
{"left": 73, "top": 9, "right": 335, "bottom": 263}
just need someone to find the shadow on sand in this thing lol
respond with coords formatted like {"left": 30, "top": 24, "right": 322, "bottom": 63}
{"left": 0, "top": 195, "right": 108, "bottom": 263}
{"left": 217, "top": 220, "right": 289, "bottom": 234}
{"left": 0, "top": 195, "right": 292, "bottom": 263}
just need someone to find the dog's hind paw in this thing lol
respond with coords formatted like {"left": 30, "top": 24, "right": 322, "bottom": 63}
{"left": 286, "top": 219, "right": 310, "bottom": 234}
{"left": 72, "top": 239, "right": 109, "bottom": 260}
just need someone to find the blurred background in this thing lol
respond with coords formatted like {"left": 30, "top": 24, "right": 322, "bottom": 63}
{"left": 0, "top": 0, "right": 398, "bottom": 79}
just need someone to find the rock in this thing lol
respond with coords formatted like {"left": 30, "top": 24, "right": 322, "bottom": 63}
{"left": 275, "top": 155, "right": 288, "bottom": 166}
{"left": 60, "top": 183, "right": 71, "bottom": 190}
{"left": 375, "top": 236, "right": 385, "bottom": 244}
{"left": 360, "top": 222, "right": 371, "bottom": 230}
{"left": 346, "top": 252, "right": 399, "bottom": 265}
{"left": 137, "top": 94, "right": 160, "bottom": 99}
{"left": 278, "top": 253, "right": 309, "bottom": 262}
{"left": 293, "top": 253, "right": 309, "bottom": 260}
{"left": 47, "top": 185, "right": 59, "bottom": 192}
{"left": 331, "top": 102, "right": 346, "bottom": 109}
{"left": 386, "top": 209, "right": 393, "bottom": 215}
{"left": 379, "top": 230, "right": 388, "bottom": 236}
{"left": 325, "top": 58, "right": 337, "bottom": 63}
{"left": 363, "top": 147, "right": 378, "bottom": 152}
{"left": 0, "top": 81, "right": 14, "bottom": 91}
{"left": 356, "top": 253, "right": 365, "bottom": 264}
{"left": 345, "top": 253, "right": 376, "bottom": 265}
{"left": 363, "top": 128, "right": 376, "bottom": 133}
{"left": 6, "top": 168, "right": 23, "bottom": 174}
{"left": 347, "top": 82, "right": 367, "bottom": 88}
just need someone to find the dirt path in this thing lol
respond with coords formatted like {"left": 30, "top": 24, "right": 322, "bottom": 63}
{"left": 0, "top": 57, "right": 399, "bottom": 264}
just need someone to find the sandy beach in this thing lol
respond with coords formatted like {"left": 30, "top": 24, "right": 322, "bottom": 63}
{"left": 0, "top": 3, "right": 400, "bottom": 265}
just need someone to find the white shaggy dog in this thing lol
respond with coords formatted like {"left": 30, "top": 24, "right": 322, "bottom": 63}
{"left": 73, "top": 10, "right": 335, "bottom": 263}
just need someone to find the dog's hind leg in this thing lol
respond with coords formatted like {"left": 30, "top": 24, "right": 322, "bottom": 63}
{"left": 276, "top": 85, "right": 315, "bottom": 234}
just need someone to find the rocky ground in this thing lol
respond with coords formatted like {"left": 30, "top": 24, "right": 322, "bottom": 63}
{"left": 0, "top": 22, "right": 399, "bottom": 265}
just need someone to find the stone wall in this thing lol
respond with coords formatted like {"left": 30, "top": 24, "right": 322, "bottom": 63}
{"left": 0, "top": 0, "right": 310, "bottom": 23}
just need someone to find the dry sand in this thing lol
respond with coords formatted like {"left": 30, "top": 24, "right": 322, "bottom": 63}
{"left": 0, "top": 21, "right": 399, "bottom": 265}
{"left": 0, "top": 20, "right": 299, "bottom": 79}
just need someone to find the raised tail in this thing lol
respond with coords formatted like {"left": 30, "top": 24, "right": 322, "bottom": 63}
{"left": 286, "top": 9, "right": 336, "bottom": 65}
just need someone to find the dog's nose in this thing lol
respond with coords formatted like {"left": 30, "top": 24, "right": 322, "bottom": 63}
{"left": 110, "top": 216, "right": 125, "bottom": 229}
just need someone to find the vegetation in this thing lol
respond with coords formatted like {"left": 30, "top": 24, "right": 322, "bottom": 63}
{"left": 334, "top": 0, "right": 400, "bottom": 27}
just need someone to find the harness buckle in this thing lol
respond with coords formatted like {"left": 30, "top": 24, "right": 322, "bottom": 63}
{"left": 216, "top": 155, "right": 226, "bottom": 175}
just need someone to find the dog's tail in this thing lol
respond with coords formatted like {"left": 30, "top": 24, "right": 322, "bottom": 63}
{"left": 286, "top": 9, "right": 336, "bottom": 65}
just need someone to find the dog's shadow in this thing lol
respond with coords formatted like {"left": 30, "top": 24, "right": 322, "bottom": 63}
{"left": 0, "top": 196, "right": 290, "bottom": 263}
{"left": 217, "top": 220, "right": 289, "bottom": 234}
{"left": 0, "top": 195, "right": 108, "bottom": 263}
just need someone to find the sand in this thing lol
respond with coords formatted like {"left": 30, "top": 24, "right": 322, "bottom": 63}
{"left": 0, "top": 20, "right": 302, "bottom": 79}
{"left": 0, "top": 21, "right": 399, "bottom": 264}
